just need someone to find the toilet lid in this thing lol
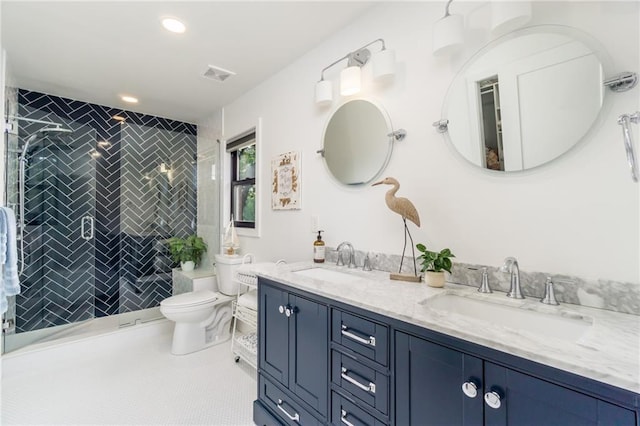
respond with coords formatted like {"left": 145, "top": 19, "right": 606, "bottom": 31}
{"left": 161, "top": 290, "right": 219, "bottom": 308}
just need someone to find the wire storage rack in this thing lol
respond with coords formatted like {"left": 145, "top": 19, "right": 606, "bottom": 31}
{"left": 230, "top": 256, "right": 285, "bottom": 368}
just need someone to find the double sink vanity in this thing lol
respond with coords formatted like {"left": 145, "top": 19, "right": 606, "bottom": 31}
{"left": 252, "top": 262, "right": 639, "bottom": 425}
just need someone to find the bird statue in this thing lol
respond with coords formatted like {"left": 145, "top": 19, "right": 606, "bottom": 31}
{"left": 372, "top": 177, "right": 421, "bottom": 277}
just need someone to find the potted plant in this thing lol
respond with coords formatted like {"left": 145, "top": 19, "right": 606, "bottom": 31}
{"left": 416, "top": 243, "right": 455, "bottom": 288}
{"left": 168, "top": 235, "right": 208, "bottom": 272}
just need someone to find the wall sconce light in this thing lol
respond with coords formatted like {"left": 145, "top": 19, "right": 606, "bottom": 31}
{"left": 491, "top": 1, "right": 532, "bottom": 35}
{"left": 315, "top": 38, "right": 395, "bottom": 105}
{"left": 433, "top": 0, "right": 464, "bottom": 56}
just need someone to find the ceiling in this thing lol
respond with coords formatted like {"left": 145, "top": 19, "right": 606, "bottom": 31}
{"left": 1, "top": 1, "right": 374, "bottom": 124}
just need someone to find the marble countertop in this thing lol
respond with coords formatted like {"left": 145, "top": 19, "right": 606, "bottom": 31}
{"left": 251, "top": 261, "right": 640, "bottom": 394}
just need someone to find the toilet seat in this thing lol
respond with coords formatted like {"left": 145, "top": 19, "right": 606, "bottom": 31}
{"left": 160, "top": 290, "right": 233, "bottom": 311}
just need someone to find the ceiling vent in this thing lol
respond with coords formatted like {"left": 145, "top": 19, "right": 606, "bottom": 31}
{"left": 203, "top": 65, "right": 236, "bottom": 82}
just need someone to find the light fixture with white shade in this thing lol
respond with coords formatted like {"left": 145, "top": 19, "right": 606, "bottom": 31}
{"left": 315, "top": 79, "right": 333, "bottom": 105}
{"left": 372, "top": 48, "right": 396, "bottom": 79}
{"left": 314, "top": 38, "right": 396, "bottom": 105}
{"left": 432, "top": 0, "right": 464, "bottom": 56}
{"left": 491, "top": 1, "right": 532, "bottom": 35}
{"left": 340, "top": 66, "right": 361, "bottom": 96}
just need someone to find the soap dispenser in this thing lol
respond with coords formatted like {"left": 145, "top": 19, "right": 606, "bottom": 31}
{"left": 313, "top": 230, "right": 325, "bottom": 263}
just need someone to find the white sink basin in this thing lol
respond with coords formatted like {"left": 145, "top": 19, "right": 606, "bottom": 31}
{"left": 292, "top": 268, "right": 359, "bottom": 284}
{"left": 420, "top": 294, "right": 592, "bottom": 341}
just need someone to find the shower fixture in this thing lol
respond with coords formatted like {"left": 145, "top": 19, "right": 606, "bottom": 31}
{"left": 18, "top": 126, "right": 74, "bottom": 275}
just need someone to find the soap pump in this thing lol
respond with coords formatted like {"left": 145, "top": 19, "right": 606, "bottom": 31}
{"left": 313, "top": 230, "right": 325, "bottom": 263}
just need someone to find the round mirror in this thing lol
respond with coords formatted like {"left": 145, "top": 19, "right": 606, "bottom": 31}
{"left": 444, "top": 25, "right": 609, "bottom": 172}
{"left": 322, "top": 99, "right": 393, "bottom": 186}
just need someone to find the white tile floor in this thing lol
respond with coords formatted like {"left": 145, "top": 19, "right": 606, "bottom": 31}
{"left": 1, "top": 319, "right": 257, "bottom": 425}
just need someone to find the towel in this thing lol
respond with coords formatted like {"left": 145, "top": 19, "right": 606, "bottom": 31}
{"left": 1, "top": 207, "right": 20, "bottom": 315}
{"left": 0, "top": 206, "right": 6, "bottom": 266}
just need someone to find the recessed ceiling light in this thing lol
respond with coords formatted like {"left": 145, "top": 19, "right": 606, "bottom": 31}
{"left": 161, "top": 17, "right": 186, "bottom": 34}
{"left": 121, "top": 95, "right": 138, "bottom": 104}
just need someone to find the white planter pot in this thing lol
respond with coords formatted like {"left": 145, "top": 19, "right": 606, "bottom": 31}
{"left": 180, "top": 261, "right": 195, "bottom": 272}
{"left": 424, "top": 271, "right": 445, "bottom": 288}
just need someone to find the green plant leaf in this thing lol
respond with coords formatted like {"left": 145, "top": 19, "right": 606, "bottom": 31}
{"left": 416, "top": 242, "right": 455, "bottom": 273}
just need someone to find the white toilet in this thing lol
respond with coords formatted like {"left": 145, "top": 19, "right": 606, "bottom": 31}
{"left": 160, "top": 254, "right": 244, "bottom": 355}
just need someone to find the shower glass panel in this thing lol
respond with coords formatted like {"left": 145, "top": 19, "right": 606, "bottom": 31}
{"left": 118, "top": 122, "right": 197, "bottom": 326}
{"left": 3, "top": 110, "right": 97, "bottom": 352}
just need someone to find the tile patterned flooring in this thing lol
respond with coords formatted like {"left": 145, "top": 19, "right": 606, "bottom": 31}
{"left": 1, "top": 320, "right": 256, "bottom": 425}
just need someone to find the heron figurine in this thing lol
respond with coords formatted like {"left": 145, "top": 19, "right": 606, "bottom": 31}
{"left": 372, "top": 177, "right": 420, "bottom": 278}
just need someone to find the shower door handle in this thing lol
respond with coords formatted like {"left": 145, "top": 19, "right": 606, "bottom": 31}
{"left": 81, "top": 216, "right": 94, "bottom": 240}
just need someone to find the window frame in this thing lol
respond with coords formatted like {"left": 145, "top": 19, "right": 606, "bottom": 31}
{"left": 229, "top": 143, "right": 256, "bottom": 229}
{"left": 224, "top": 123, "right": 260, "bottom": 238}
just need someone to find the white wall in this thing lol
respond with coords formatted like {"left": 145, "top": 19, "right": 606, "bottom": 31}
{"left": 211, "top": 1, "right": 639, "bottom": 284}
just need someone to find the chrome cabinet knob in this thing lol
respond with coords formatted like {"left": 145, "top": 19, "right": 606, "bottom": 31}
{"left": 462, "top": 381, "right": 478, "bottom": 398}
{"left": 278, "top": 305, "right": 285, "bottom": 314}
{"left": 484, "top": 391, "right": 502, "bottom": 409}
{"left": 285, "top": 307, "right": 292, "bottom": 317}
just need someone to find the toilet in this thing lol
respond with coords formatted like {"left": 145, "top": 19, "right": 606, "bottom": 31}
{"left": 160, "top": 254, "right": 245, "bottom": 355}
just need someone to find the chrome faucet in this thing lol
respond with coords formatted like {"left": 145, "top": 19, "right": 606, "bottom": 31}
{"left": 501, "top": 257, "right": 524, "bottom": 299}
{"left": 336, "top": 242, "right": 357, "bottom": 268}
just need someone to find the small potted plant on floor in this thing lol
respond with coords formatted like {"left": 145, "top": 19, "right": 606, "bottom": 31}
{"left": 168, "top": 235, "right": 208, "bottom": 272}
{"left": 416, "top": 243, "right": 455, "bottom": 288}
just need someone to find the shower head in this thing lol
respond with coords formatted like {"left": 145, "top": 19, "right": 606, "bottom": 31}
{"left": 39, "top": 126, "right": 73, "bottom": 135}
{"left": 20, "top": 126, "right": 74, "bottom": 161}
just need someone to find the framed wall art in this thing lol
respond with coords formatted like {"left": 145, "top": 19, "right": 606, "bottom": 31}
{"left": 271, "top": 151, "right": 300, "bottom": 210}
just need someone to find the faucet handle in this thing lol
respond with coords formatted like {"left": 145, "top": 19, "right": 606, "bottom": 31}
{"left": 477, "top": 267, "right": 492, "bottom": 294}
{"left": 540, "top": 277, "right": 559, "bottom": 305}
{"left": 335, "top": 249, "right": 345, "bottom": 266}
{"left": 362, "top": 252, "right": 373, "bottom": 271}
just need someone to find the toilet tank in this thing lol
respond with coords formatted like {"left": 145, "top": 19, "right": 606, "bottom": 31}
{"left": 214, "top": 254, "right": 245, "bottom": 296}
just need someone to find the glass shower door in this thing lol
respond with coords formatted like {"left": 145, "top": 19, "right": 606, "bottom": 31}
{"left": 3, "top": 117, "right": 97, "bottom": 352}
{"left": 118, "top": 122, "right": 197, "bottom": 326}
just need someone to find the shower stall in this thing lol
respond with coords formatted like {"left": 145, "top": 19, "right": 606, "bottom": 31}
{"left": 2, "top": 89, "right": 198, "bottom": 353}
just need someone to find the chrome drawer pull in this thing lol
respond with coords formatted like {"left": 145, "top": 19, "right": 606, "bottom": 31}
{"left": 341, "top": 367, "right": 376, "bottom": 394}
{"left": 341, "top": 324, "right": 376, "bottom": 347}
{"left": 276, "top": 399, "right": 300, "bottom": 422}
{"left": 340, "top": 409, "right": 356, "bottom": 426}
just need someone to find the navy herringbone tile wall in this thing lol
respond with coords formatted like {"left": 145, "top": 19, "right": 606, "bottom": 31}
{"left": 15, "top": 89, "right": 197, "bottom": 332}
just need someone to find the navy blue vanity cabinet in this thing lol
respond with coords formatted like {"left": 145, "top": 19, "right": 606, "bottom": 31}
{"left": 395, "top": 331, "right": 636, "bottom": 426}
{"left": 256, "top": 278, "right": 329, "bottom": 425}
{"left": 482, "top": 361, "right": 636, "bottom": 426}
{"left": 396, "top": 331, "right": 484, "bottom": 426}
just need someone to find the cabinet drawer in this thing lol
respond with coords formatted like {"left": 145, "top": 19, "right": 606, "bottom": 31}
{"left": 259, "top": 374, "right": 323, "bottom": 426}
{"left": 332, "top": 351, "right": 389, "bottom": 415}
{"left": 332, "top": 392, "right": 387, "bottom": 426}
{"left": 332, "top": 310, "right": 388, "bottom": 366}
{"left": 253, "top": 400, "right": 283, "bottom": 426}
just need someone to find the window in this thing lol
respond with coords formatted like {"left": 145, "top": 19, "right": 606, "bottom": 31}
{"left": 227, "top": 131, "right": 256, "bottom": 229}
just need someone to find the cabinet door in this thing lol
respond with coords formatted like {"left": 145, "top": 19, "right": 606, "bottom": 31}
{"left": 483, "top": 362, "right": 636, "bottom": 426}
{"left": 289, "top": 294, "right": 328, "bottom": 416}
{"left": 260, "top": 283, "right": 290, "bottom": 387}
{"left": 396, "top": 332, "right": 483, "bottom": 426}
